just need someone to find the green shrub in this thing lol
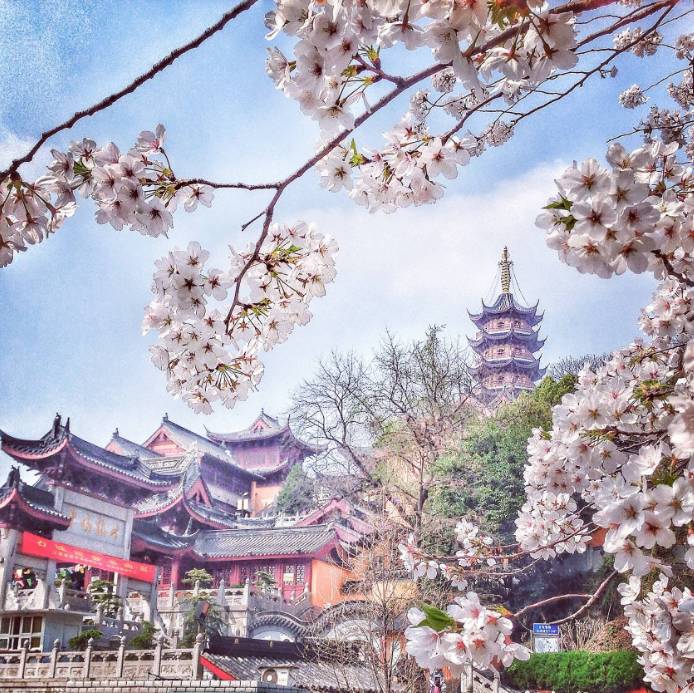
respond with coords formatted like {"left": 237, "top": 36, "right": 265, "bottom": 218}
{"left": 502, "top": 650, "right": 644, "bottom": 693}
{"left": 129, "top": 621, "right": 158, "bottom": 649}
{"left": 68, "top": 629, "right": 103, "bottom": 650}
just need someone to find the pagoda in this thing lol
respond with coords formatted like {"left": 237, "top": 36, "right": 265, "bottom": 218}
{"left": 468, "top": 247, "right": 546, "bottom": 406}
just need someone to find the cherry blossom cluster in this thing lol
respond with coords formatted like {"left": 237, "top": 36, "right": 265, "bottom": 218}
{"left": 405, "top": 599, "right": 529, "bottom": 674}
{"left": 265, "top": 0, "right": 579, "bottom": 212}
{"left": 525, "top": 128, "right": 694, "bottom": 688}
{"left": 0, "top": 125, "right": 213, "bottom": 268}
{"left": 536, "top": 140, "right": 692, "bottom": 280}
{"left": 624, "top": 574, "right": 694, "bottom": 692}
{"left": 613, "top": 27, "right": 662, "bottom": 57}
{"left": 143, "top": 222, "right": 337, "bottom": 412}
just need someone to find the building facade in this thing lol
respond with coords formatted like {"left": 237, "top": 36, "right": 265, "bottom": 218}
{"left": 0, "top": 413, "right": 372, "bottom": 650}
{"left": 468, "top": 247, "right": 546, "bottom": 406}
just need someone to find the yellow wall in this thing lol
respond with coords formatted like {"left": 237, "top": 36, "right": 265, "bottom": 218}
{"left": 310, "top": 559, "right": 353, "bottom": 608}
{"left": 250, "top": 481, "right": 283, "bottom": 515}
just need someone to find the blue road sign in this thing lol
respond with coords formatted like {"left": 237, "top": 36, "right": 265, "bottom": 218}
{"left": 533, "top": 623, "right": 559, "bottom": 635}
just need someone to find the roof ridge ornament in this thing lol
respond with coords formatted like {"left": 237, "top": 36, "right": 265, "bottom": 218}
{"left": 499, "top": 246, "right": 512, "bottom": 294}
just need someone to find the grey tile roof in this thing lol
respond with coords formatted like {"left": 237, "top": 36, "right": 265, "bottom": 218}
{"left": 206, "top": 413, "right": 321, "bottom": 455}
{"left": 194, "top": 524, "right": 337, "bottom": 558}
{"left": 108, "top": 432, "right": 162, "bottom": 459}
{"left": 67, "top": 433, "right": 174, "bottom": 487}
{"left": 204, "top": 654, "right": 379, "bottom": 693}
{"left": 0, "top": 468, "right": 71, "bottom": 522}
{"left": 131, "top": 520, "right": 198, "bottom": 550}
{"left": 0, "top": 423, "right": 176, "bottom": 489}
{"left": 158, "top": 419, "right": 264, "bottom": 479}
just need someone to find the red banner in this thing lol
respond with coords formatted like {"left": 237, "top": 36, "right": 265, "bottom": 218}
{"left": 20, "top": 532, "right": 157, "bottom": 583}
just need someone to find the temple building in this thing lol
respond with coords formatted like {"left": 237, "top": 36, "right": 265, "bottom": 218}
{"left": 468, "top": 247, "right": 546, "bottom": 406}
{"left": 0, "top": 413, "right": 373, "bottom": 650}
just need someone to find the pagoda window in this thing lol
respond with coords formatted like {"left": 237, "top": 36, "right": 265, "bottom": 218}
{"left": 0, "top": 616, "right": 43, "bottom": 651}
{"left": 296, "top": 564, "right": 305, "bottom": 583}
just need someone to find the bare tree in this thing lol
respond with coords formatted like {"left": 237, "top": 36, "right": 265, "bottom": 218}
{"left": 547, "top": 353, "right": 611, "bottom": 380}
{"left": 291, "top": 326, "right": 476, "bottom": 538}
{"left": 311, "top": 508, "right": 453, "bottom": 693}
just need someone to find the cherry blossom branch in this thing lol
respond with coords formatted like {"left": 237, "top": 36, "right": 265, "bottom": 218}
{"left": 0, "top": 0, "right": 259, "bottom": 181}
{"left": 655, "top": 251, "right": 694, "bottom": 286}
{"left": 576, "top": 0, "right": 678, "bottom": 48}
{"left": 173, "top": 177, "right": 279, "bottom": 191}
{"left": 509, "top": 3, "right": 675, "bottom": 128}
{"left": 512, "top": 571, "right": 618, "bottom": 622}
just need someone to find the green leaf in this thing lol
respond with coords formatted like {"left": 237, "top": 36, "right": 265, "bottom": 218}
{"left": 73, "top": 160, "right": 92, "bottom": 178}
{"left": 416, "top": 603, "right": 455, "bottom": 632}
{"left": 543, "top": 195, "right": 572, "bottom": 211}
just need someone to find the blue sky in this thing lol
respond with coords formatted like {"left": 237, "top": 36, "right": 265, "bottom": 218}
{"left": 0, "top": 1, "right": 668, "bottom": 460}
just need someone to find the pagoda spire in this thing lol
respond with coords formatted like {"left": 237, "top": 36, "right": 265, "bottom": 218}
{"left": 467, "top": 248, "right": 546, "bottom": 407}
{"left": 499, "top": 246, "right": 512, "bottom": 294}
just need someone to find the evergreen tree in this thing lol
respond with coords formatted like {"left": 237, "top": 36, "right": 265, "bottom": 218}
{"left": 429, "top": 376, "right": 576, "bottom": 541}
{"left": 275, "top": 463, "right": 316, "bottom": 515}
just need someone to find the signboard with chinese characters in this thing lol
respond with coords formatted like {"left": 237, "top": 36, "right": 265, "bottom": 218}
{"left": 532, "top": 623, "right": 561, "bottom": 653}
{"left": 53, "top": 489, "right": 131, "bottom": 558}
{"left": 532, "top": 623, "right": 559, "bottom": 636}
{"left": 20, "top": 532, "right": 156, "bottom": 583}
{"left": 62, "top": 503, "right": 124, "bottom": 548}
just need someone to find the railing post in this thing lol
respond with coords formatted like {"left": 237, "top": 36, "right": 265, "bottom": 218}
{"left": 48, "top": 639, "right": 60, "bottom": 678}
{"left": 191, "top": 632, "right": 204, "bottom": 680}
{"left": 152, "top": 633, "right": 164, "bottom": 678}
{"left": 492, "top": 671, "right": 500, "bottom": 693}
{"left": 82, "top": 637, "right": 94, "bottom": 679}
{"left": 57, "top": 581, "right": 66, "bottom": 608}
{"left": 461, "top": 662, "right": 473, "bottom": 693}
{"left": 17, "top": 644, "right": 28, "bottom": 679}
{"left": 115, "top": 635, "right": 126, "bottom": 678}
{"left": 95, "top": 603, "right": 103, "bottom": 625}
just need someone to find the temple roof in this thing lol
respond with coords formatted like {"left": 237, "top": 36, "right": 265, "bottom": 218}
{"left": 0, "top": 467, "right": 71, "bottom": 533}
{"left": 203, "top": 652, "right": 379, "bottom": 692}
{"left": 131, "top": 522, "right": 341, "bottom": 559}
{"left": 294, "top": 498, "right": 374, "bottom": 540}
{"left": 206, "top": 411, "right": 321, "bottom": 456}
{"left": 143, "top": 416, "right": 265, "bottom": 480}
{"left": 196, "top": 524, "right": 338, "bottom": 559}
{"left": 0, "top": 417, "right": 177, "bottom": 491}
{"left": 131, "top": 520, "right": 198, "bottom": 553}
{"left": 106, "top": 431, "right": 162, "bottom": 459}
{"left": 134, "top": 457, "right": 247, "bottom": 530}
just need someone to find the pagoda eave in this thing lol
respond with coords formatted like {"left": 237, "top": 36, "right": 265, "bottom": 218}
{"left": 470, "top": 358, "right": 542, "bottom": 372}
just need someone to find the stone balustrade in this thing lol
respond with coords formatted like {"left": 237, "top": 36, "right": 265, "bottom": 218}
{"left": 461, "top": 664, "right": 516, "bottom": 693}
{"left": 0, "top": 634, "right": 204, "bottom": 682}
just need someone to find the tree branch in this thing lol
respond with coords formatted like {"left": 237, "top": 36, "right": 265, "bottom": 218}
{"left": 512, "top": 570, "right": 618, "bottom": 622}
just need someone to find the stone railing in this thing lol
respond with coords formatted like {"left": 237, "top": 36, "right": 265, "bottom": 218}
{"left": 157, "top": 582, "right": 249, "bottom": 611}
{"left": 461, "top": 665, "right": 516, "bottom": 693}
{"left": 0, "top": 633, "right": 204, "bottom": 682}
